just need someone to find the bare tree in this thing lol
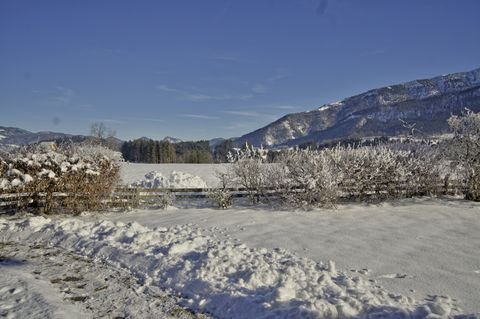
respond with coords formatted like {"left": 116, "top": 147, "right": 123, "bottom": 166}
{"left": 90, "top": 122, "right": 116, "bottom": 140}
{"left": 89, "top": 122, "right": 118, "bottom": 150}
{"left": 399, "top": 119, "right": 417, "bottom": 137}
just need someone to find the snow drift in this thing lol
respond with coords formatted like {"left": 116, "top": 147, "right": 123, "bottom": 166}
{"left": 0, "top": 217, "right": 471, "bottom": 319}
{"left": 131, "top": 170, "right": 208, "bottom": 189}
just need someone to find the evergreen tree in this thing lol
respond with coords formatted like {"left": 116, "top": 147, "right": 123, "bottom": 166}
{"left": 213, "top": 139, "right": 234, "bottom": 163}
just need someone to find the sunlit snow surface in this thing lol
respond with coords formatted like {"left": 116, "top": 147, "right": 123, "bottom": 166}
{"left": 2, "top": 198, "right": 480, "bottom": 318}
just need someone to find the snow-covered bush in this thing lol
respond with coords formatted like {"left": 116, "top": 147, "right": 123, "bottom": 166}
{"left": 448, "top": 109, "right": 480, "bottom": 201}
{"left": 158, "top": 190, "right": 176, "bottom": 209}
{"left": 0, "top": 144, "right": 120, "bottom": 214}
{"left": 208, "top": 189, "right": 233, "bottom": 209}
{"left": 227, "top": 143, "right": 272, "bottom": 203}
{"left": 337, "top": 144, "right": 441, "bottom": 200}
{"left": 229, "top": 147, "right": 341, "bottom": 208}
{"left": 276, "top": 148, "right": 341, "bottom": 208}
{"left": 208, "top": 170, "right": 234, "bottom": 209}
{"left": 401, "top": 145, "right": 442, "bottom": 197}
{"left": 229, "top": 143, "right": 444, "bottom": 209}
{"left": 230, "top": 158, "right": 269, "bottom": 203}
{"left": 227, "top": 143, "right": 268, "bottom": 163}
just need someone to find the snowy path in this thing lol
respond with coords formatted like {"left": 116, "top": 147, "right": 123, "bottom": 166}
{"left": 102, "top": 198, "right": 480, "bottom": 314}
{"left": 0, "top": 242, "right": 210, "bottom": 319}
{"left": 0, "top": 253, "right": 84, "bottom": 319}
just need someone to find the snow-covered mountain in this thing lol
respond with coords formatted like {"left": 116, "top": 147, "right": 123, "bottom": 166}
{"left": 236, "top": 67, "right": 480, "bottom": 147}
{"left": 162, "top": 136, "right": 183, "bottom": 143}
{"left": 0, "top": 126, "right": 86, "bottom": 146}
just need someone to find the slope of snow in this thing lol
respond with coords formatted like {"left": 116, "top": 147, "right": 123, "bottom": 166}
{"left": 1, "top": 206, "right": 477, "bottom": 318}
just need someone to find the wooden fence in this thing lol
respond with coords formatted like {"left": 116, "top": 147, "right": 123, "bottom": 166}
{"left": 0, "top": 180, "right": 467, "bottom": 211}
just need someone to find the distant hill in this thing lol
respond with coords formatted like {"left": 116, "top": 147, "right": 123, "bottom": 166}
{"left": 236, "top": 67, "right": 480, "bottom": 147}
{"left": 0, "top": 126, "right": 123, "bottom": 149}
{"left": 208, "top": 138, "right": 226, "bottom": 148}
{"left": 0, "top": 126, "right": 86, "bottom": 146}
{"left": 0, "top": 126, "right": 227, "bottom": 153}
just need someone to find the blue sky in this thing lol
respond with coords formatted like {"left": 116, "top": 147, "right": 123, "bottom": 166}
{"left": 1, "top": 0, "right": 479, "bottom": 141}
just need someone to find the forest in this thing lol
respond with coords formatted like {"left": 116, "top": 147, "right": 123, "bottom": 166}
{"left": 120, "top": 138, "right": 235, "bottom": 163}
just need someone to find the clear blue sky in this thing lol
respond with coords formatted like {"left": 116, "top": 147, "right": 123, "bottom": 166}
{"left": 1, "top": 0, "right": 479, "bottom": 141}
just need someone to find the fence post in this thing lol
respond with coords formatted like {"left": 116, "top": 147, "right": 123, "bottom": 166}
{"left": 443, "top": 174, "right": 450, "bottom": 195}
{"left": 133, "top": 188, "right": 140, "bottom": 208}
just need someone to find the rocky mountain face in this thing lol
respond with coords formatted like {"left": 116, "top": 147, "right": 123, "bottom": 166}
{"left": 236, "top": 67, "right": 480, "bottom": 147}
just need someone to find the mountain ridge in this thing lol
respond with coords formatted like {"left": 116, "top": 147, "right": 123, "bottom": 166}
{"left": 0, "top": 126, "right": 124, "bottom": 148}
{"left": 236, "top": 67, "right": 480, "bottom": 147}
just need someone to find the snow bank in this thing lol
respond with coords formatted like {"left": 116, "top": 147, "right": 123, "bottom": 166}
{"left": 0, "top": 217, "right": 469, "bottom": 319}
{"left": 131, "top": 170, "right": 208, "bottom": 189}
{"left": 120, "top": 163, "right": 229, "bottom": 187}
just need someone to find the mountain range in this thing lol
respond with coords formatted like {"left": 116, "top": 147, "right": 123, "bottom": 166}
{"left": 236, "top": 67, "right": 480, "bottom": 147}
{"left": 0, "top": 127, "right": 88, "bottom": 146}
{"left": 2, "top": 67, "right": 480, "bottom": 149}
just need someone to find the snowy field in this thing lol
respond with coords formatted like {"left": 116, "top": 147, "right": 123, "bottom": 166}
{"left": 1, "top": 163, "right": 479, "bottom": 318}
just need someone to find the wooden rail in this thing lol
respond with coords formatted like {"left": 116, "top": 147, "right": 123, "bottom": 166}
{"left": 0, "top": 182, "right": 468, "bottom": 211}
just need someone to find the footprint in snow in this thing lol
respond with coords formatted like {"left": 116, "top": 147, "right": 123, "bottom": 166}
{"left": 379, "top": 273, "right": 412, "bottom": 279}
{"left": 350, "top": 268, "right": 370, "bottom": 275}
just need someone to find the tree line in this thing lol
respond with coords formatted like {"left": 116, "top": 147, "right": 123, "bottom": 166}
{"left": 120, "top": 138, "right": 236, "bottom": 163}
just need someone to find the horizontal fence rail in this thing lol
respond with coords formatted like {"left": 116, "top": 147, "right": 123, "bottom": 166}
{"left": 0, "top": 179, "right": 468, "bottom": 211}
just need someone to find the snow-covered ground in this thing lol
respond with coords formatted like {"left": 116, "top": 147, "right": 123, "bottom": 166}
{"left": 1, "top": 198, "right": 479, "bottom": 318}
{"left": 99, "top": 198, "right": 480, "bottom": 315}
